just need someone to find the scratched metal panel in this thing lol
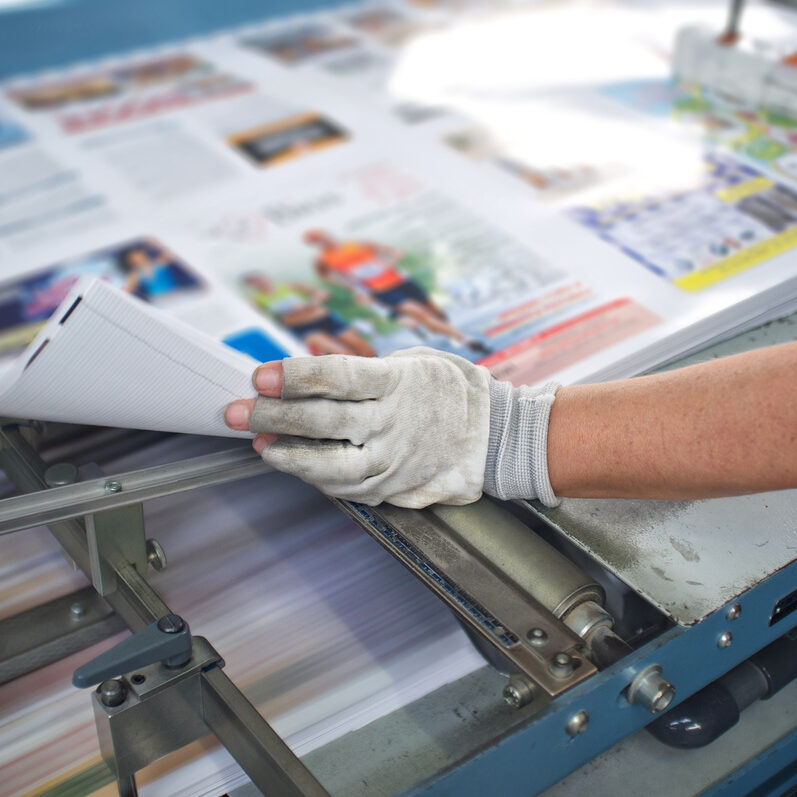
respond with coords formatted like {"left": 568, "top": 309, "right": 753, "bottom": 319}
{"left": 533, "top": 491, "right": 797, "bottom": 625}
{"left": 531, "top": 313, "right": 797, "bottom": 626}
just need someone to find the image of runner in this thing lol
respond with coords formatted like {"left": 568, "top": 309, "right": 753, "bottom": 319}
{"left": 241, "top": 272, "right": 375, "bottom": 356}
{"left": 116, "top": 240, "right": 202, "bottom": 302}
{"left": 0, "top": 237, "right": 203, "bottom": 359}
{"left": 303, "top": 229, "right": 490, "bottom": 355}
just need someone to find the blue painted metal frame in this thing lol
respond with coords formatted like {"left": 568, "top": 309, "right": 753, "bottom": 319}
{"left": 413, "top": 557, "right": 797, "bottom": 796}
{"left": 704, "top": 725, "right": 797, "bottom": 797}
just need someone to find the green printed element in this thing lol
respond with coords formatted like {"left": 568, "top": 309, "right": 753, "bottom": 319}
{"left": 673, "top": 94, "right": 711, "bottom": 115}
{"left": 36, "top": 761, "right": 114, "bottom": 797}
{"left": 317, "top": 250, "right": 430, "bottom": 335}
{"left": 744, "top": 137, "right": 787, "bottom": 161}
{"left": 763, "top": 111, "right": 797, "bottom": 129}
{"left": 669, "top": 84, "right": 797, "bottom": 180}
{"left": 323, "top": 282, "right": 394, "bottom": 333}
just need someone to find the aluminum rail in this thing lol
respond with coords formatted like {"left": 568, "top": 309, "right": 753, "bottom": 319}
{"left": 0, "top": 426, "right": 327, "bottom": 796}
{"left": 0, "top": 440, "right": 272, "bottom": 535}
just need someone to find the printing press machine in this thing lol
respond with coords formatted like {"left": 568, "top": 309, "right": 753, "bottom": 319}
{"left": 2, "top": 2, "right": 797, "bottom": 795}
{"left": 1, "top": 310, "right": 796, "bottom": 797}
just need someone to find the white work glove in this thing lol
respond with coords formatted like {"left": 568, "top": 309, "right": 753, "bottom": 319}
{"left": 248, "top": 347, "right": 561, "bottom": 508}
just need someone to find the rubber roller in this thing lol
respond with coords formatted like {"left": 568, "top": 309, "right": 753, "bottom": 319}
{"left": 430, "top": 499, "right": 604, "bottom": 620}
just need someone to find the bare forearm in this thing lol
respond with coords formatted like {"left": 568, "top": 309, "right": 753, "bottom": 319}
{"left": 547, "top": 342, "right": 797, "bottom": 500}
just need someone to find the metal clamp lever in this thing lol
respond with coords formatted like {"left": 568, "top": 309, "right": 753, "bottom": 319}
{"left": 72, "top": 613, "right": 191, "bottom": 688}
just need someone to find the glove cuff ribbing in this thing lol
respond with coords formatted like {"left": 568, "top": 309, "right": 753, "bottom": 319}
{"left": 483, "top": 379, "right": 561, "bottom": 507}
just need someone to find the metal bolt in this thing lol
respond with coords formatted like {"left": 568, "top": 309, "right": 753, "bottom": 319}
{"left": 627, "top": 665, "right": 675, "bottom": 714}
{"left": 45, "top": 462, "right": 78, "bottom": 487}
{"left": 492, "top": 624, "right": 507, "bottom": 636}
{"left": 549, "top": 651, "right": 575, "bottom": 679}
{"left": 104, "top": 480, "right": 122, "bottom": 494}
{"left": 69, "top": 601, "right": 86, "bottom": 619}
{"left": 717, "top": 630, "right": 733, "bottom": 648}
{"left": 131, "top": 673, "right": 146, "bottom": 685}
{"left": 146, "top": 538, "right": 167, "bottom": 571}
{"left": 157, "top": 614, "right": 185, "bottom": 634}
{"left": 726, "top": 604, "right": 742, "bottom": 621}
{"left": 527, "top": 627, "right": 548, "bottom": 646}
{"left": 502, "top": 674, "right": 534, "bottom": 709}
{"left": 98, "top": 679, "right": 127, "bottom": 707}
{"left": 565, "top": 710, "right": 589, "bottom": 736}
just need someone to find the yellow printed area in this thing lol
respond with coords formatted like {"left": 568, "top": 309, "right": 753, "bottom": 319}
{"left": 715, "top": 176, "right": 774, "bottom": 203}
{"left": 675, "top": 226, "right": 797, "bottom": 292}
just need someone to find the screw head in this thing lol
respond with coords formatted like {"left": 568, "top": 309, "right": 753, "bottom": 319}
{"left": 549, "top": 652, "right": 576, "bottom": 679}
{"left": 104, "top": 480, "right": 122, "bottom": 494}
{"left": 98, "top": 679, "right": 127, "bottom": 707}
{"left": 503, "top": 685, "right": 522, "bottom": 708}
{"left": 527, "top": 628, "right": 548, "bottom": 646}
{"left": 45, "top": 462, "right": 78, "bottom": 487}
{"left": 566, "top": 710, "right": 589, "bottom": 736}
{"left": 502, "top": 675, "right": 534, "bottom": 709}
{"left": 726, "top": 603, "right": 742, "bottom": 621}
{"left": 157, "top": 614, "right": 185, "bottom": 634}
{"left": 717, "top": 630, "right": 733, "bottom": 648}
{"left": 146, "top": 538, "right": 167, "bottom": 571}
{"left": 69, "top": 601, "right": 86, "bottom": 619}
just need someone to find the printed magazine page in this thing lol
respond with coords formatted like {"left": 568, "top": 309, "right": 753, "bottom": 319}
{"left": 178, "top": 155, "right": 661, "bottom": 386}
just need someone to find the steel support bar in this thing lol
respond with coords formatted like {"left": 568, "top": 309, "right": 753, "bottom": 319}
{"left": 0, "top": 427, "right": 327, "bottom": 795}
{"left": 202, "top": 666, "right": 329, "bottom": 797}
{"left": 0, "top": 427, "right": 167, "bottom": 631}
{"left": 0, "top": 439, "right": 272, "bottom": 535}
{"left": 0, "top": 586, "right": 126, "bottom": 683}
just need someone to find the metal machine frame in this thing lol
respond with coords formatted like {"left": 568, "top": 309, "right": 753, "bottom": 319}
{"left": 0, "top": 426, "right": 328, "bottom": 797}
{"left": 3, "top": 408, "right": 797, "bottom": 795}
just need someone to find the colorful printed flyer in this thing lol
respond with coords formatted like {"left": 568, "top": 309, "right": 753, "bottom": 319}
{"left": 194, "top": 160, "right": 659, "bottom": 385}
{"left": 568, "top": 153, "right": 797, "bottom": 292}
{"left": 0, "top": 237, "right": 204, "bottom": 358}
{"left": 6, "top": 53, "right": 253, "bottom": 134}
{"left": 601, "top": 78, "right": 797, "bottom": 183}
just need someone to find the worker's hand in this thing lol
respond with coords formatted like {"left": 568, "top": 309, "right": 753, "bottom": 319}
{"left": 224, "top": 348, "right": 561, "bottom": 508}
{"left": 225, "top": 348, "right": 491, "bottom": 507}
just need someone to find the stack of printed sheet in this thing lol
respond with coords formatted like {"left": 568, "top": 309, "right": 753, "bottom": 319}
{"left": 0, "top": 434, "right": 486, "bottom": 795}
{"left": 1, "top": 0, "right": 797, "bottom": 793}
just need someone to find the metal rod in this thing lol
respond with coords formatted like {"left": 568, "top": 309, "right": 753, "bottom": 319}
{"left": 0, "top": 442, "right": 272, "bottom": 535}
{"left": 722, "top": 0, "right": 745, "bottom": 41}
{"left": 202, "top": 667, "right": 329, "bottom": 797}
{"left": 0, "top": 427, "right": 169, "bottom": 631}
